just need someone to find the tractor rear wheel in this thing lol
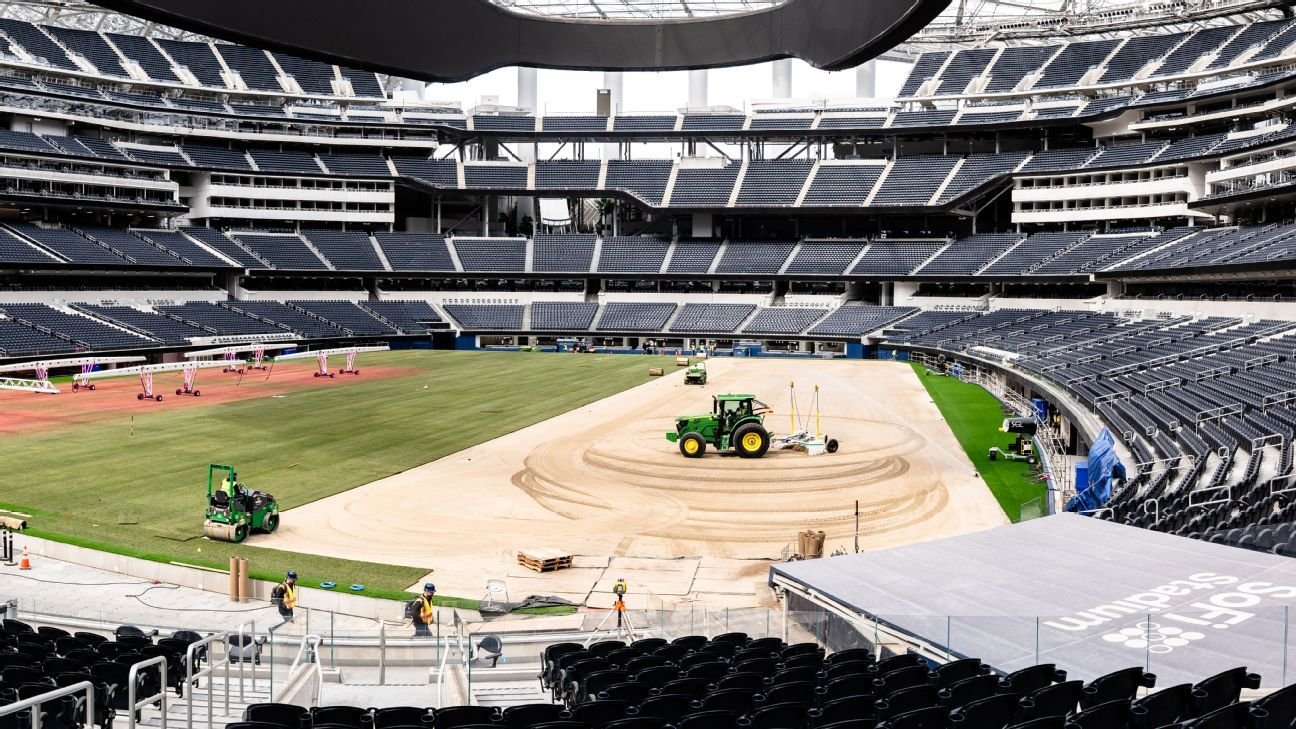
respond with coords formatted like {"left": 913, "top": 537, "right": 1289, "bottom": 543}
{"left": 826, "top": 438, "right": 839, "bottom": 454}
{"left": 735, "top": 423, "right": 771, "bottom": 458}
{"left": 679, "top": 432, "right": 706, "bottom": 458}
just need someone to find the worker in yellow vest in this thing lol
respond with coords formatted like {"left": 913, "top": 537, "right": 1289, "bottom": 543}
{"left": 413, "top": 583, "right": 436, "bottom": 637}
{"left": 271, "top": 570, "right": 297, "bottom": 627}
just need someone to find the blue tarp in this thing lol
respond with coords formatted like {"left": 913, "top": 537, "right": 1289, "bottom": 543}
{"left": 1066, "top": 427, "right": 1125, "bottom": 513}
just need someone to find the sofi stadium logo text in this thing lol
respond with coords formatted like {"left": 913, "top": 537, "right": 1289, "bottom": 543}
{"left": 1043, "top": 573, "right": 1296, "bottom": 652}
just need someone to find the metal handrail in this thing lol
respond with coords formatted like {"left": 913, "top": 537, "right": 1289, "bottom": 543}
{"left": 184, "top": 629, "right": 234, "bottom": 729}
{"left": 0, "top": 680, "right": 94, "bottom": 729}
{"left": 280, "top": 634, "right": 324, "bottom": 706}
{"left": 234, "top": 621, "right": 255, "bottom": 703}
{"left": 127, "top": 655, "right": 168, "bottom": 729}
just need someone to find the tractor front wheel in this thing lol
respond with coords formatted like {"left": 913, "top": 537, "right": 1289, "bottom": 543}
{"left": 679, "top": 432, "right": 706, "bottom": 458}
{"left": 735, "top": 423, "right": 771, "bottom": 458}
{"left": 826, "top": 438, "right": 840, "bottom": 454}
{"left": 234, "top": 524, "right": 248, "bottom": 543}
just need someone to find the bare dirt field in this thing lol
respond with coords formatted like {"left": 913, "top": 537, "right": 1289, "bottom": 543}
{"left": 262, "top": 358, "right": 1008, "bottom": 606}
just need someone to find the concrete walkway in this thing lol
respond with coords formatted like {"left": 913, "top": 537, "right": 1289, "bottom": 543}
{"left": 0, "top": 553, "right": 383, "bottom": 635}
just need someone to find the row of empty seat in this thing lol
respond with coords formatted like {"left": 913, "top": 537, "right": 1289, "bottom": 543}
{"left": 3, "top": 226, "right": 1264, "bottom": 277}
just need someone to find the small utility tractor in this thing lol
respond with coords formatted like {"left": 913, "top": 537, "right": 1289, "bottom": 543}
{"left": 684, "top": 360, "right": 708, "bottom": 386}
{"left": 667, "top": 394, "right": 773, "bottom": 458}
{"left": 987, "top": 417, "right": 1038, "bottom": 464}
{"left": 203, "top": 464, "right": 279, "bottom": 543}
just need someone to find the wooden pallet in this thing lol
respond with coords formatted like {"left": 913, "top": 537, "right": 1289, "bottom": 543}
{"left": 517, "top": 548, "right": 573, "bottom": 573}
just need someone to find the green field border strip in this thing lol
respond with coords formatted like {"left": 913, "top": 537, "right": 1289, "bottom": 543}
{"left": 908, "top": 362, "right": 1047, "bottom": 522}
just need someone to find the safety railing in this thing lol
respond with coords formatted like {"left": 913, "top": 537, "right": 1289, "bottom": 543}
{"left": 183, "top": 625, "right": 241, "bottom": 729}
{"left": 0, "top": 680, "right": 94, "bottom": 729}
{"left": 127, "top": 654, "right": 168, "bottom": 729}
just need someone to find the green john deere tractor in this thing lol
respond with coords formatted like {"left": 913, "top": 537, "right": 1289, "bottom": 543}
{"left": 203, "top": 464, "right": 279, "bottom": 543}
{"left": 666, "top": 394, "right": 772, "bottom": 458}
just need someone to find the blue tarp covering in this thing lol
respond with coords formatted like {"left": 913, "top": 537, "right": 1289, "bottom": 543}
{"left": 1066, "top": 427, "right": 1125, "bottom": 513}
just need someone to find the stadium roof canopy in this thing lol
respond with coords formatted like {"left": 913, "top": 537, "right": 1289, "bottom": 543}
{"left": 17, "top": 0, "right": 1294, "bottom": 67}
{"left": 84, "top": 0, "right": 946, "bottom": 82}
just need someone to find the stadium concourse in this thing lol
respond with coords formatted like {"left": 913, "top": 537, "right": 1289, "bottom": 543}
{"left": 13, "top": 0, "right": 1296, "bottom": 724}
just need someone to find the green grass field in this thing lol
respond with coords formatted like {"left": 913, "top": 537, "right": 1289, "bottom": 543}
{"left": 909, "top": 362, "right": 1047, "bottom": 521}
{"left": 5, "top": 350, "right": 674, "bottom": 604}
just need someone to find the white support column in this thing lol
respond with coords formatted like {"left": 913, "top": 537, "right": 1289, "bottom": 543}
{"left": 772, "top": 59, "right": 793, "bottom": 99}
{"left": 603, "top": 71, "right": 624, "bottom": 162}
{"left": 517, "top": 67, "right": 539, "bottom": 230}
{"left": 688, "top": 69, "right": 709, "bottom": 109}
{"left": 856, "top": 60, "right": 877, "bottom": 99}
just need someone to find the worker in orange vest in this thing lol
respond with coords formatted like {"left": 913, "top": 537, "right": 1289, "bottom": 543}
{"left": 271, "top": 570, "right": 298, "bottom": 627}
{"left": 413, "top": 583, "right": 436, "bottom": 637}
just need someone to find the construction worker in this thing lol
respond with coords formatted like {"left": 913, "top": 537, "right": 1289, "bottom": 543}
{"left": 413, "top": 583, "right": 436, "bottom": 637}
{"left": 271, "top": 570, "right": 297, "bottom": 627}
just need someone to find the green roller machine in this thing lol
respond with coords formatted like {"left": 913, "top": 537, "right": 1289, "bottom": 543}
{"left": 684, "top": 360, "right": 708, "bottom": 385}
{"left": 203, "top": 464, "right": 279, "bottom": 542}
{"left": 667, "top": 394, "right": 772, "bottom": 458}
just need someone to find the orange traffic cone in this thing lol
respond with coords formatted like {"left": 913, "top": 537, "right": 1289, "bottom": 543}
{"left": 18, "top": 547, "right": 30, "bottom": 570}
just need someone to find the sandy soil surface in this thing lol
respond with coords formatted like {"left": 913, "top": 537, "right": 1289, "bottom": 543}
{"left": 262, "top": 358, "right": 1008, "bottom": 604}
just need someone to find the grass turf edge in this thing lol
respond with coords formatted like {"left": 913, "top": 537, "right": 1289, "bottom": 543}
{"left": 908, "top": 361, "right": 1047, "bottom": 522}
